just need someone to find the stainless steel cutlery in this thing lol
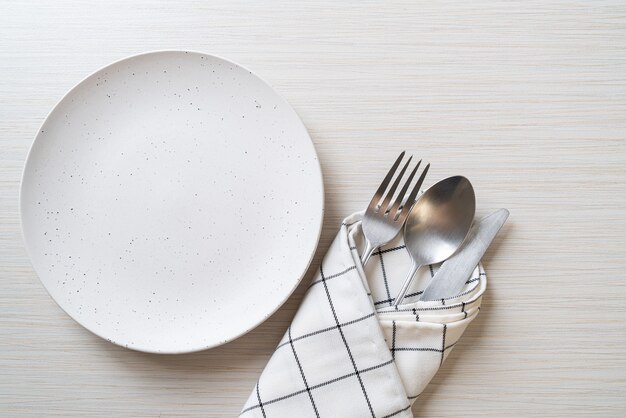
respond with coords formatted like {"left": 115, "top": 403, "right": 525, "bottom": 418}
{"left": 361, "top": 153, "right": 507, "bottom": 304}
{"left": 392, "top": 176, "right": 475, "bottom": 306}
{"left": 420, "top": 209, "right": 509, "bottom": 301}
{"left": 360, "top": 151, "right": 430, "bottom": 266}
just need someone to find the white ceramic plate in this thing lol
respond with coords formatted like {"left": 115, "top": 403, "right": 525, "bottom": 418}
{"left": 20, "top": 51, "right": 324, "bottom": 353}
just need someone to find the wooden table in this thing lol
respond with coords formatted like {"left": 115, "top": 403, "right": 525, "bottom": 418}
{"left": 2, "top": 1, "right": 625, "bottom": 416}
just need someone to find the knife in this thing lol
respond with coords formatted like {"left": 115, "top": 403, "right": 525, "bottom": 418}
{"left": 420, "top": 208, "right": 509, "bottom": 301}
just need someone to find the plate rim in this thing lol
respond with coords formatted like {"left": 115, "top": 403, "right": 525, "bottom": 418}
{"left": 19, "top": 49, "right": 325, "bottom": 354}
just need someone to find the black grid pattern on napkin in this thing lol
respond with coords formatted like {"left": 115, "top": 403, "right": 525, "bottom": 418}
{"left": 240, "top": 261, "right": 412, "bottom": 417}
{"left": 319, "top": 264, "right": 376, "bottom": 417}
{"left": 241, "top": 219, "right": 485, "bottom": 418}
{"left": 242, "top": 264, "right": 481, "bottom": 417}
{"left": 242, "top": 359, "right": 398, "bottom": 416}
{"left": 368, "top": 243, "right": 431, "bottom": 307}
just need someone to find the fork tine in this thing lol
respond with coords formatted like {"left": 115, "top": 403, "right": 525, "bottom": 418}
{"left": 389, "top": 159, "right": 421, "bottom": 220}
{"left": 368, "top": 151, "right": 406, "bottom": 211}
{"left": 379, "top": 156, "right": 412, "bottom": 215}
{"left": 397, "top": 163, "right": 430, "bottom": 222}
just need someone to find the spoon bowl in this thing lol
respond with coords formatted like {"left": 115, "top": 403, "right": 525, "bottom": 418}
{"left": 393, "top": 176, "right": 475, "bottom": 306}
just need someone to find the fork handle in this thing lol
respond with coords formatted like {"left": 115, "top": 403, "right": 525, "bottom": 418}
{"left": 393, "top": 262, "right": 421, "bottom": 306}
{"left": 360, "top": 241, "right": 376, "bottom": 267}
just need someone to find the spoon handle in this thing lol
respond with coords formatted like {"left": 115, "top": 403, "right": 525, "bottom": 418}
{"left": 360, "top": 240, "right": 376, "bottom": 267}
{"left": 393, "top": 262, "right": 421, "bottom": 306}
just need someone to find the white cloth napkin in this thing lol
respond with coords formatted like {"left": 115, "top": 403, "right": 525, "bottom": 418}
{"left": 241, "top": 212, "right": 486, "bottom": 418}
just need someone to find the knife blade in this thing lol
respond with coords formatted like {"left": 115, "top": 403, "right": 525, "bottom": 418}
{"left": 420, "top": 208, "right": 509, "bottom": 301}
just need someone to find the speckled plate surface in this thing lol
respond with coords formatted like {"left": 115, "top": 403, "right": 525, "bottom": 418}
{"left": 20, "top": 51, "right": 324, "bottom": 353}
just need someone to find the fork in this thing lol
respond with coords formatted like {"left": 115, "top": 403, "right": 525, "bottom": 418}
{"left": 360, "top": 151, "right": 430, "bottom": 266}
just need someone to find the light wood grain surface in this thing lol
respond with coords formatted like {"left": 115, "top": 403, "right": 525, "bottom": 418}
{"left": 2, "top": 1, "right": 626, "bottom": 416}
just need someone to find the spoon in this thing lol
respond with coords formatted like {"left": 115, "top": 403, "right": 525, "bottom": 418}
{"left": 392, "top": 176, "right": 475, "bottom": 306}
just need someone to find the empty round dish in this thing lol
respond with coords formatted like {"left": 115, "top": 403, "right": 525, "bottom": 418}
{"left": 20, "top": 51, "right": 324, "bottom": 353}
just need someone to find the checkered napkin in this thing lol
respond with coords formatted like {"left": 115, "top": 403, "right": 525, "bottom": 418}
{"left": 241, "top": 212, "right": 486, "bottom": 418}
